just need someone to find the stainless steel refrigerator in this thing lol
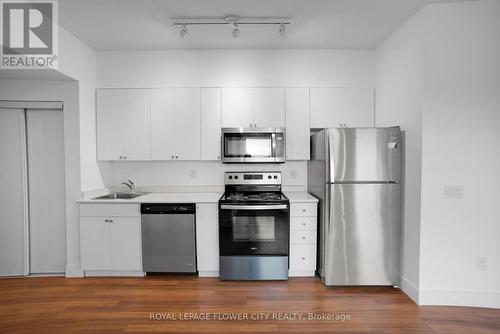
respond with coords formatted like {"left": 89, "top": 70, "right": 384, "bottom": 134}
{"left": 309, "top": 127, "right": 402, "bottom": 286}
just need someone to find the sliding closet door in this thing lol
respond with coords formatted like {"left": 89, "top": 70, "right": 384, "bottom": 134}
{"left": 26, "top": 109, "right": 66, "bottom": 274}
{"left": 0, "top": 109, "right": 27, "bottom": 276}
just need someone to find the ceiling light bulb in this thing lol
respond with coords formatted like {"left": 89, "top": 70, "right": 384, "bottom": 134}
{"left": 279, "top": 23, "right": 286, "bottom": 37}
{"left": 232, "top": 23, "right": 240, "bottom": 38}
{"left": 180, "top": 24, "right": 188, "bottom": 38}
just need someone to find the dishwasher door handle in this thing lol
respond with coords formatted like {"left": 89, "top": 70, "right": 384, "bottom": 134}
{"left": 220, "top": 204, "right": 287, "bottom": 210}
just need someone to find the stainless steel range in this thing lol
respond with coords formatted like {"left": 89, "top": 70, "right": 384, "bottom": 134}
{"left": 218, "top": 171, "right": 290, "bottom": 280}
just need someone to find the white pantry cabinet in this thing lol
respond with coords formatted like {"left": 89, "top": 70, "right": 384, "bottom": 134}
{"left": 310, "top": 87, "right": 374, "bottom": 128}
{"left": 151, "top": 88, "right": 201, "bottom": 160}
{"left": 221, "top": 87, "right": 285, "bottom": 128}
{"left": 285, "top": 88, "right": 310, "bottom": 160}
{"left": 80, "top": 204, "right": 142, "bottom": 273}
{"left": 195, "top": 203, "right": 219, "bottom": 276}
{"left": 201, "top": 88, "right": 222, "bottom": 160}
{"left": 96, "top": 89, "right": 151, "bottom": 161}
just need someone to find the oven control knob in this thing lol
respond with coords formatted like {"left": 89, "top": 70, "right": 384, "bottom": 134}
{"left": 273, "top": 175, "right": 278, "bottom": 179}
{"left": 268, "top": 175, "right": 272, "bottom": 179}
{"left": 234, "top": 175, "right": 238, "bottom": 179}
{"left": 229, "top": 175, "right": 233, "bottom": 179}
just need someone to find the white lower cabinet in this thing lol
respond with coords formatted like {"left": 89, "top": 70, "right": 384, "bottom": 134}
{"left": 289, "top": 202, "right": 318, "bottom": 277}
{"left": 80, "top": 204, "right": 142, "bottom": 274}
{"left": 195, "top": 203, "right": 219, "bottom": 276}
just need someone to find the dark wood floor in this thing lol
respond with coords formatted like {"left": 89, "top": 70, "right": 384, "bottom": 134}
{"left": 0, "top": 276, "right": 499, "bottom": 333}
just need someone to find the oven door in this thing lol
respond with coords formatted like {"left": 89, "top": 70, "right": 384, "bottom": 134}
{"left": 221, "top": 129, "right": 285, "bottom": 163}
{"left": 219, "top": 204, "right": 289, "bottom": 256}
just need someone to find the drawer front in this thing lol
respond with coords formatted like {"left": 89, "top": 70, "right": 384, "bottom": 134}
{"left": 290, "top": 203, "right": 317, "bottom": 217}
{"left": 291, "top": 216, "right": 317, "bottom": 231}
{"left": 290, "top": 230, "right": 317, "bottom": 244}
{"left": 80, "top": 203, "right": 140, "bottom": 217}
{"left": 290, "top": 244, "right": 316, "bottom": 270}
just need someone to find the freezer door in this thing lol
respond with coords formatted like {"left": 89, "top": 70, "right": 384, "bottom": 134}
{"left": 327, "top": 127, "right": 401, "bottom": 183}
{"left": 321, "top": 183, "right": 401, "bottom": 286}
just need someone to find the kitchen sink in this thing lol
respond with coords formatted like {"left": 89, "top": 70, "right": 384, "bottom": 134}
{"left": 93, "top": 192, "right": 146, "bottom": 200}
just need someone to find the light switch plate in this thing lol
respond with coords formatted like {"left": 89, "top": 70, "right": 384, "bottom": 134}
{"left": 443, "top": 185, "right": 464, "bottom": 199}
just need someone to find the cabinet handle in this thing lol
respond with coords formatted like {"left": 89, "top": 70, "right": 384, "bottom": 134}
{"left": 302, "top": 236, "right": 306, "bottom": 240}
{"left": 104, "top": 219, "right": 109, "bottom": 222}
{"left": 302, "top": 223, "right": 306, "bottom": 226}
{"left": 302, "top": 209, "right": 306, "bottom": 212}
{"left": 175, "top": 156, "right": 179, "bottom": 159}
{"left": 124, "top": 156, "right": 127, "bottom": 160}
{"left": 302, "top": 257, "right": 306, "bottom": 261}
{"left": 109, "top": 219, "right": 114, "bottom": 223}
{"left": 217, "top": 155, "right": 220, "bottom": 160}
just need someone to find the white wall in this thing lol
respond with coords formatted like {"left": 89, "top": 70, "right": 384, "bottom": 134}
{"left": 96, "top": 49, "right": 374, "bottom": 189}
{"left": 58, "top": 27, "right": 99, "bottom": 193}
{"left": 375, "top": 8, "right": 426, "bottom": 302}
{"left": 419, "top": 0, "right": 500, "bottom": 308}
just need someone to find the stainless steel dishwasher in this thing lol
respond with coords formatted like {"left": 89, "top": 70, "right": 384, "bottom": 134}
{"left": 141, "top": 203, "right": 196, "bottom": 273}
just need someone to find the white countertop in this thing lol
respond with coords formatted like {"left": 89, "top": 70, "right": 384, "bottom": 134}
{"left": 78, "top": 192, "right": 223, "bottom": 204}
{"left": 284, "top": 191, "right": 318, "bottom": 203}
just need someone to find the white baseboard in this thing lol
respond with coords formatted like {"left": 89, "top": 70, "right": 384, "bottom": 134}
{"left": 65, "top": 265, "right": 84, "bottom": 278}
{"left": 84, "top": 270, "right": 145, "bottom": 277}
{"left": 419, "top": 289, "right": 500, "bottom": 309}
{"left": 198, "top": 271, "right": 219, "bottom": 277}
{"left": 400, "top": 276, "right": 419, "bottom": 303}
{"left": 289, "top": 270, "right": 315, "bottom": 277}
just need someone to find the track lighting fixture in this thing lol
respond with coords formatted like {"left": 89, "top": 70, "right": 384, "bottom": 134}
{"left": 172, "top": 16, "right": 292, "bottom": 39}
{"left": 179, "top": 24, "right": 188, "bottom": 38}
{"left": 232, "top": 23, "right": 240, "bottom": 38}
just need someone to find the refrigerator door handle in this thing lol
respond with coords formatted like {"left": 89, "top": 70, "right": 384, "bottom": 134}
{"left": 328, "top": 130, "right": 335, "bottom": 183}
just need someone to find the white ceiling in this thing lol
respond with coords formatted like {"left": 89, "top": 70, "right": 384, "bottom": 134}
{"left": 59, "top": 0, "right": 462, "bottom": 51}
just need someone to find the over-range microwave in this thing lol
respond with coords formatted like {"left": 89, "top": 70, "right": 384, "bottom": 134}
{"left": 221, "top": 128, "right": 285, "bottom": 163}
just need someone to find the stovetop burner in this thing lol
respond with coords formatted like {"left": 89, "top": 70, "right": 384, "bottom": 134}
{"left": 224, "top": 192, "right": 285, "bottom": 201}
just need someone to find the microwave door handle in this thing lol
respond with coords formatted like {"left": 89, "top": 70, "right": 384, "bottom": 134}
{"left": 271, "top": 133, "right": 276, "bottom": 157}
{"left": 220, "top": 204, "right": 287, "bottom": 210}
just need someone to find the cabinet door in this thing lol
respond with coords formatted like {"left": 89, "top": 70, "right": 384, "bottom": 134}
{"left": 285, "top": 88, "right": 310, "bottom": 160}
{"left": 310, "top": 88, "right": 342, "bottom": 128}
{"left": 96, "top": 89, "right": 126, "bottom": 160}
{"left": 195, "top": 204, "right": 219, "bottom": 273}
{"left": 80, "top": 217, "right": 111, "bottom": 270}
{"left": 342, "top": 88, "right": 374, "bottom": 127}
{"left": 201, "top": 88, "right": 221, "bottom": 160}
{"left": 175, "top": 88, "right": 201, "bottom": 160}
{"left": 221, "top": 88, "right": 253, "bottom": 128}
{"left": 97, "top": 89, "right": 150, "bottom": 161}
{"left": 109, "top": 217, "right": 142, "bottom": 271}
{"left": 252, "top": 87, "right": 285, "bottom": 127}
{"left": 151, "top": 88, "right": 175, "bottom": 160}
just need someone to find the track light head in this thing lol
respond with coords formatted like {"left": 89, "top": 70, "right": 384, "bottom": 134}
{"left": 232, "top": 23, "right": 240, "bottom": 38}
{"left": 180, "top": 24, "right": 188, "bottom": 38}
{"left": 279, "top": 23, "right": 286, "bottom": 37}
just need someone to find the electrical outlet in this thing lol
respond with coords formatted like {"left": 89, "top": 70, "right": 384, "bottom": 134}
{"left": 443, "top": 185, "right": 464, "bottom": 199}
{"left": 291, "top": 169, "right": 297, "bottom": 179}
{"left": 189, "top": 169, "right": 196, "bottom": 179}
{"left": 476, "top": 257, "right": 487, "bottom": 271}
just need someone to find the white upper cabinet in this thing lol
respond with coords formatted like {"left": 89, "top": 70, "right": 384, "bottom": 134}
{"left": 285, "top": 88, "right": 310, "bottom": 160}
{"left": 201, "top": 88, "right": 222, "bottom": 160}
{"left": 151, "top": 88, "right": 201, "bottom": 160}
{"left": 221, "top": 87, "right": 285, "bottom": 128}
{"left": 151, "top": 88, "right": 175, "bottom": 160}
{"left": 310, "top": 88, "right": 342, "bottom": 128}
{"left": 310, "top": 87, "right": 374, "bottom": 128}
{"left": 221, "top": 88, "right": 253, "bottom": 128}
{"left": 341, "top": 87, "right": 374, "bottom": 127}
{"left": 174, "top": 88, "right": 201, "bottom": 160}
{"left": 252, "top": 87, "right": 285, "bottom": 128}
{"left": 97, "top": 89, "right": 151, "bottom": 161}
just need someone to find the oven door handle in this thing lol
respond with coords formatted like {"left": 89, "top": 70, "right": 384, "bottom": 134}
{"left": 220, "top": 204, "right": 288, "bottom": 210}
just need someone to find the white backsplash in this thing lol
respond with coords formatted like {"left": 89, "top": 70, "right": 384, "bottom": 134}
{"left": 98, "top": 160, "right": 308, "bottom": 192}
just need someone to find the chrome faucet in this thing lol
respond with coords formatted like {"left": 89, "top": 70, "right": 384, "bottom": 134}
{"left": 121, "top": 179, "right": 136, "bottom": 192}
